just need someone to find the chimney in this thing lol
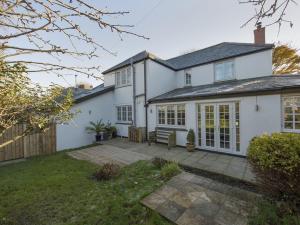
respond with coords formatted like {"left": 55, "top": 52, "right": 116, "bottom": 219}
{"left": 254, "top": 22, "right": 265, "bottom": 44}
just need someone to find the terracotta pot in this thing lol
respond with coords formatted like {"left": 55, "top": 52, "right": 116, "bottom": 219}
{"left": 186, "top": 143, "right": 195, "bottom": 152}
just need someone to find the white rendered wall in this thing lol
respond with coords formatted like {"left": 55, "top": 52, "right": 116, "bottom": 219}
{"left": 148, "top": 94, "right": 282, "bottom": 156}
{"left": 175, "top": 50, "right": 273, "bottom": 88}
{"left": 147, "top": 60, "right": 177, "bottom": 99}
{"left": 235, "top": 50, "right": 273, "bottom": 80}
{"left": 56, "top": 91, "right": 114, "bottom": 150}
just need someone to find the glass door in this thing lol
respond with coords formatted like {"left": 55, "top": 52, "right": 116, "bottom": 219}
{"left": 198, "top": 102, "right": 237, "bottom": 153}
{"left": 204, "top": 104, "right": 216, "bottom": 149}
{"left": 218, "top": 104, "right": 232, "bottom": 151}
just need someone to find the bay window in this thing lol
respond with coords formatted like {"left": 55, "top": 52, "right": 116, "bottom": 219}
{"left": 283, "top": 96, "right": 300, "bottom": 132}
{"left": 157, "top": 104, "right": 185, "bottom": 127}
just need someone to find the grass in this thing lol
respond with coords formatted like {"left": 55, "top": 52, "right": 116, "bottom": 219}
{"left": 0, "top": 152, "right": 172, "bottom": 225}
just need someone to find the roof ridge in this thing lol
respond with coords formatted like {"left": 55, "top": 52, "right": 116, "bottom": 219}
{"left": 166, "top": 42, "right": 225, "bottom": 61}
{"left": 166, "top": 42, "right": 274, "bottom": 62}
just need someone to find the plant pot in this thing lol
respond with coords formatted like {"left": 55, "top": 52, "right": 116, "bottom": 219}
{"left": 102, "top": 132, "right": 109, "bottom": 141}
{"left": 95, "top": 134, "right": 102, "bottom": 142}
{"left": 186, "top": 143, "right": 195, "bottom": 152}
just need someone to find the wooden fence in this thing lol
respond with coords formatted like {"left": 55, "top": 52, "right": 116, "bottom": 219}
{"left": 0, "top": 124, "right": 56, "bottom": 162}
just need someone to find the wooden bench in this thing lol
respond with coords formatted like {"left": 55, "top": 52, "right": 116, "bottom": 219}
{"left": 148, "top": 128, "right": 176, "bottom": 149}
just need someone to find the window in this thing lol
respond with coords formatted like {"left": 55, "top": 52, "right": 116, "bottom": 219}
{"left": 158, "top": 106, "right": 166, "bottom": 125}
{"left": 184, "top": 70, "right": 192, "bottom": 86}
{"left": 177, "top": 105, "right": 185, "bottom": 125}
{"left": 167, "top": 106, "right": 175, "bottom": 125}
{"left": 117, "top": 107, "right": 122, "bottom": 121}
{"left": 116, "top": 105, "right": 132, "bottom": 123}
{"left": 215, "top": 60, "right": 235, "bottom": 82}
{"left": 283, "top": 96, "right": 300, "bottom": 132}
{"left": 116, "top": 71, "right": 121, "bottom": 86}
{"left": 115, "top": 67, "right": 132, "bottom": 87}
{"left": 157, "top": 105, "right": 185, "bottom": 127}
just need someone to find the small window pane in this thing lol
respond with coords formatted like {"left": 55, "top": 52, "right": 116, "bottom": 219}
{"left": 167, "top": 106, "right": 175, "bottom": 125}
{"left": 177, "top": 105, "right": 185, "bottom": 125}
{"left": 122, "top": 106, "right": 127, "bottom": 121}
{"left": 284, "top": 122, "right": 293, "bottom": 129}
{"left": 121, "top": 70, "right": 126, "bottom": 85}
{"left": 128, "top": 106, "right": 132, "bottom": 121}
{"left": 127, "top": 67, "right": 131, "bottom": 84}
{"left": 117, "top": 107, "right": 121, "bottom": 121}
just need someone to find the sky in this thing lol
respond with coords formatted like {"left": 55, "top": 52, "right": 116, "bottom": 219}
{"left": 28, "top": 0, "right": 300, "bottom": 87}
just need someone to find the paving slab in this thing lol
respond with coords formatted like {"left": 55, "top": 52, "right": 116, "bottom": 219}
{"left": 142, "top": 172, "right": 260, "bottom": 225}
{"left": 67, "top": 144, "right": 152, "bottom": 166}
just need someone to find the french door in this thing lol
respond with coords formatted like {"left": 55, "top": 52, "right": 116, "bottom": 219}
{"left": 197, "top": 102, "right": 238, "bottom": 153}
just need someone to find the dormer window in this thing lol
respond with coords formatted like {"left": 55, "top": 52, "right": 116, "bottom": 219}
{"left": 184, "top": 69, "right": 192, "bottom": 86}
{"left": 115, "top": 67, "right": 132, "bottom": 87}
{"left": 214, "top": 60, "right": 235, "bottom": 82}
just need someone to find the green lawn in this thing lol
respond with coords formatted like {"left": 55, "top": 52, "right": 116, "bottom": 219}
{"left": 0, "top": 152, "right": 172, "bottom": 225}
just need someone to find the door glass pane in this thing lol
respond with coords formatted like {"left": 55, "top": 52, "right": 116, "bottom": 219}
{"left": 197, "top": 104, "right": 201, "bottom": 146}
{"left": 219, "top": 104, "right": 230, "bottom": 149}
{"left": 205, "top": 105, "right": 214, "bottom": 147}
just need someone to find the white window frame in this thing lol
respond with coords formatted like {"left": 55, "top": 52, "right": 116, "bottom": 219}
{"left": 115, "top": 67, "right": 132, "bottom": 87}
{"left": 282, "top": 95, "right": 300, "bottom": 133}
{"left": 214, "top": 60, "right": 235, "bottom": 82}
{"left": 184, "top": 69, "right": 192, "bottom": 86}
{"left": 156, "top": 104, "right": 186, "bottom": 127}
{"left": 116, "top": 105, "right": 133, "bottom": 123}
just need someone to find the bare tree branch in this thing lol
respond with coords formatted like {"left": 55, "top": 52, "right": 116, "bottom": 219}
{"left": 0, "top": 0, "right": 148, "bottom": 80}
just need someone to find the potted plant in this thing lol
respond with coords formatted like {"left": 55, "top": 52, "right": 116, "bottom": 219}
{"left": 186, "top": 129, "right": 195, "bottom": 152}
{"left": 85, "top": 120, "right": 105, "bottom": 143}
{"left": 104, "top": 122, "right": 117, "bottom": 139}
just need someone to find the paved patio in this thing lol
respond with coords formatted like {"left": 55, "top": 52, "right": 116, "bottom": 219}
{"left": 67, "top": 144, "right": 152, "bottom": 167}
{"left": 142, "top": 172, "right": 259, "bottom": 225}
{"left": 104, "top": 138, "right": 256, "bottom": 184}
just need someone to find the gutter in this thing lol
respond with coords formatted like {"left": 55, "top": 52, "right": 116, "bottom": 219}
{"left": 148, "top": 86, "right": 300, "bottom": 104}
{"left": 131, "top": 58, "right": 137, "bottom": 126}
{"left": 144, "top": 59, "right": 148, "bottom": 140}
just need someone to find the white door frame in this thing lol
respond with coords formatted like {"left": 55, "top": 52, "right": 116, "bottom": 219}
{"left": 196, "top": 102, "right": 237, "bottom": 154}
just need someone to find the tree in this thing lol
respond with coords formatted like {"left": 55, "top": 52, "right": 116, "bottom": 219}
{"left": 0, "top": 1, "right": 145, "bottom": 79}
{"left": 0, "top": 1, "right": 143, "bottom": 149}
{"left": 0, "top": 60, "right": 73, "bottom": 149}
{"left": 240, "top": 0, "right": 298, "bottom": 28}
{"left": 273, "top": 44, "right": 300, "bottom": 74}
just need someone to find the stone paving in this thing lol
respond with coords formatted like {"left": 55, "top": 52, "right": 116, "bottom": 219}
{"left": 67, "top": 144, "right": 152, "bottom": 166}
{"left": 142, "top": 172, "right": 259, "bottom": 225}
{"left": 104, "top": 138, "right": 256, "bottom": 184}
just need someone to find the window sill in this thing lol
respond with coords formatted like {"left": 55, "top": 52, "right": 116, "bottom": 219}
{"left": 156, "top": 125, "right": 187, "bottom": 131}
{"left": 115, "top": 84, "right": 132, "bottom": 89}
{"left": 116, "top": 122, "right": 133, "bottom": 125}
{"left": 282, "top": 129, "right": 300, "bottom": 134}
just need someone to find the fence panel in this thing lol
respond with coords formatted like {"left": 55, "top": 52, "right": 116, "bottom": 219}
{"left": 0, "top": 124, "right": 56, "bottom": 162}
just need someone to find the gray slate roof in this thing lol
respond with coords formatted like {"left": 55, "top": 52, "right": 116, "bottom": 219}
{"left": 148, "top": 75, "right": 300, "bottom": 103}
{"left": 102, "top": 42, "right": 273, "bottom": 74}
{"left": 73, "top": 84, "right": 114, "bottom": 103}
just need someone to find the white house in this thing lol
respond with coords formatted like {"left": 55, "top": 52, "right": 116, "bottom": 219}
{"left": 57, "top": 27, "right": 300, "bottom": 156}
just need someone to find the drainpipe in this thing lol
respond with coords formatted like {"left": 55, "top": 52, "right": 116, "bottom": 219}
{"left": 131, "top": 57, "right": 136, "bottom": 126}
{"left": 144, "top": 59, "right": 148, "bottom": 140}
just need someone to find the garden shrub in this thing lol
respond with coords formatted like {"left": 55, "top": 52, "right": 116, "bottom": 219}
{"left": 92, "top": 163, "right": 121, "bottom": 181}
{"left": 248, "top": 200, "right": 300, "bottom": 225}
{"left": 160, "top": 162, "right": 181, "bottom": 180}
{"left": 152, "top": 157, "right": 167, "bottom": 169}
{"left": 247, "top": 133, "right": 300, "bottom": 213}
